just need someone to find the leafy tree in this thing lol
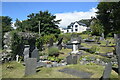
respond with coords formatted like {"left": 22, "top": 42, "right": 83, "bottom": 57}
{"left": 16, "top": 11, "right": 61, "bottom": 36}
{"left": 1, "top": 16, "right": 13, "bottom": 48}
{"left": 79, "top": 19, "right": 91, "bottom": 27}
{"left": 90, "top": 19, "right": 104, "bottom": 36}
{"left": 1, "top": 16, "right": 13, "bottom": 33}
{"left": 96, "top": 2, "right": 120, "bottom": 36}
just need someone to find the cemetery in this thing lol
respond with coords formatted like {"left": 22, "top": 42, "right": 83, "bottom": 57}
{"left": 1, "top": 2, "right": 120, "bottom": 80}
{"left": 1, "top": 32, "right": 120, "bottom": 79}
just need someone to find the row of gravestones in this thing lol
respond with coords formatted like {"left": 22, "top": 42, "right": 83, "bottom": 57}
{"left": 100, "top": 34, "right": 120, "bottom": 80}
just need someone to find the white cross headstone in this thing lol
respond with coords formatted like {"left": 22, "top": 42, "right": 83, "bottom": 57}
{"left": 16, "top": 55, "right": 19, "bottom": 62}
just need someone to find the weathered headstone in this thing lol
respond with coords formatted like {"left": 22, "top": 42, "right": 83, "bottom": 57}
{"left": 57, "top": 38, "right": 63, "bottom": 50}
{"left": 49, "top": 38, "right": 53, "bottom": 47}
{"left": 29, "top": 38, "right": 36, "bottom": 57}
{"left": 23, "top": 45, "right": 30, "bottom": 62}
{"left": 116, "top": 34, "right": 120, "bottom": 77}
{"left": 66, "top": 55, "right": 73, "bottom": 64}
{"left": 101, "top": 33, "right": 105, "bottom": 40}
{"left": 101, "top": 62, "right": 112, "bottom": 80}
{"left": 31, "top": 47, "right": 39, "bottom": 61}
{"left": 25, "top": 58, "right": 37, "bottom": 76}
{"left": 66, "top": 54, "right": 79, "bottom": 64}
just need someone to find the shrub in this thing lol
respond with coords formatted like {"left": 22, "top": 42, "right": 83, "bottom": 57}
{"left": 48, "top": 47, "right": 59, "bottom": 57}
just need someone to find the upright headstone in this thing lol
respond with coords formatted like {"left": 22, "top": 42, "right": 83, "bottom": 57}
{"left": 116, "top": 34, "right": 120, "bottom": 77}
{"left": 101, "top": 33, "right": 105, "bottom": 40}
{"left": 114, "top": 34, "right": 117, "bottom": 44}
{"left": 23, "top": 45, "right": 30, "bottom": 62}
{"left": 66, "top": 54, "right": 79, "bottom": 64}
{"left": 66, "top": 55, "right": 73, "bottom": 64}
{"left": 29, "top": 38, "right": 36, "bottom": 57}
{"left": 57, "top": 38, "right": 63, "bottom": 50}
{"left": 106, "top": 40, "right": 109, "bottom": 47}
{"left": 31, "top": 47, "right": 39, "bottom": 61}
{"left": 16, "top": 55, "right": 19, "bottom": 62}
{"left": 101, "top": 62, "right": 112, "bottom": 80}
{"left": 49, "top": 38, "right": 53, "bottom": 47}
{"left": 25, "top": 58, "right": 37, "bottom": 76}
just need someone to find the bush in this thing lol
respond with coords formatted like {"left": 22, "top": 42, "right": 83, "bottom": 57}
{"left": 48, "top": 47, "right": 59, "bottom": 57}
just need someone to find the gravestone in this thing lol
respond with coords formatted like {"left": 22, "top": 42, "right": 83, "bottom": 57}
{"left": 16, "top": 55, "right": 19, "bottom": 62}
{"left": 72, "top": 55, "right": 78, "bottom": 64}
{"left": 114, "top": 34, "right": 117, "bottom": 44}
{"left": 23, "top": 45, "right": 30, "bottom": 62}
{"left": 66, "top": 55, "right": 73, "bottom": 64}
{"left": 57, "top": 38, "right": 63, "bottom": 50}
{"left": 106, "top": 40, "right": 109, "bottom": 47}
{"left": 31, "top": 47, "right": 39, "bottom": 61}
{"left": 25, "top": 58, "right": 37, "bottom": 76}
{"left": 66, "top": 54, "right": 79, "bottom": 64}
{"left": 101, "top": 33, "right": 105, "bottom": 40}
{"left": 29, "top": 38, "right": 36, "bottom": 57}
{"left": 101, "top": 62, "right": 112, "bottom": 80}
{"left": 49, "top": 38, "right": 53, "bottom": 47}
{"left": 116, "top": 34, "right": 120, "bottom": 76}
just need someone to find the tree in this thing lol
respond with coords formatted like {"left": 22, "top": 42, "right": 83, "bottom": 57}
{"left": 96, "top": 2, "right": 120, "bottom": 36}
{"left": 16, "top": 11, "right": 61, "bottom": 36}
{"left": 90, "top": 19, "right": 104, "bottom": 36}
{"left": 1, "top": 16, "right": 13, "bottom": 33}
{"left": 1, "top": 16, "right": 13, "bottom": 48}
{"left": 79, "top": 19, "right": 91, "bottom": 27}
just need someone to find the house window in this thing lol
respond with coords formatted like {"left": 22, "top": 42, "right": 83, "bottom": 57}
{"left": 75, "top": 25, "right": 78, "bottom": 27}
{"left": 75, "top": 29, "right": 78, "bottom": 31}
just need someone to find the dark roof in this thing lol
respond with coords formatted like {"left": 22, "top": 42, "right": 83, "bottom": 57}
{"left": 67, "top": 21, "right": 86, "bottom": 29}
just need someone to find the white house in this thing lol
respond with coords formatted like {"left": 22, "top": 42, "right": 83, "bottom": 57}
{"left": 67, "top": 21, "right": 87, "bottom": 33}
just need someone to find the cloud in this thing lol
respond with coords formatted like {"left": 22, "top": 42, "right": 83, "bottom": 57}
{"left": 55, "top": 8, "right": 98, "bottom": 28}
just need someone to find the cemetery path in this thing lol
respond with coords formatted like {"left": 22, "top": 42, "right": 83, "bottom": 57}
{"left": 58, "top": 68, "right": 93, "bottom": 78}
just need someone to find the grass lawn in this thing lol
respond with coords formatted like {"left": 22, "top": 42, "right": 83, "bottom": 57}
{"left": 2, "top": 61, "right": 118, "bottom": 79}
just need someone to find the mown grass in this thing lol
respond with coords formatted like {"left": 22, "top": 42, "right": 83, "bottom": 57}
{"left": 2, "top": 61, "right": 118, "bottom": 79}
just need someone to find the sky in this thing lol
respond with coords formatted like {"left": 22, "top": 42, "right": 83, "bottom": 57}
{"left": 2, "top": 2, "right": 99, "bottom": 28}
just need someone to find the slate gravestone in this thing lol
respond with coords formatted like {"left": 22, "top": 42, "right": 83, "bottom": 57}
{"left": 49, "top": 38, "right": 53, "bottom": 47}
{"left": 73, "top": 55, "right": 78, "bottom": 64}
{"left": 66, "top": 55, "right": 73, "bottom": 64}
{"left": 25, "top": 58, "right": 37, "bottom": 76}
{"left": 31, "top": 47, "right": 39, "bottom": 61}
{"left": 101, "top": 62, "right": 112, "bottom": 80}
{"left": 23, "top": 45, "right": 30, "bottom": 62}
{"left": 66, "top": 54, "right": 79, "bottom": 64}
{"left": 116, "top": 34, "right": 120, "bottom": 76}
{"left": 29, "top": 38, "right": 36, "bottom": 57}
{"left": 57, "top": 38, "right": 63, "bottom": 50}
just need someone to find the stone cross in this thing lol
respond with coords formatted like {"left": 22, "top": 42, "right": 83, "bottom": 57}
{"left": 16, "top": 55, "right": 19, "bottom": 62}
{"left": 25, "top": 58, "right": 37, "bottom": 76}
